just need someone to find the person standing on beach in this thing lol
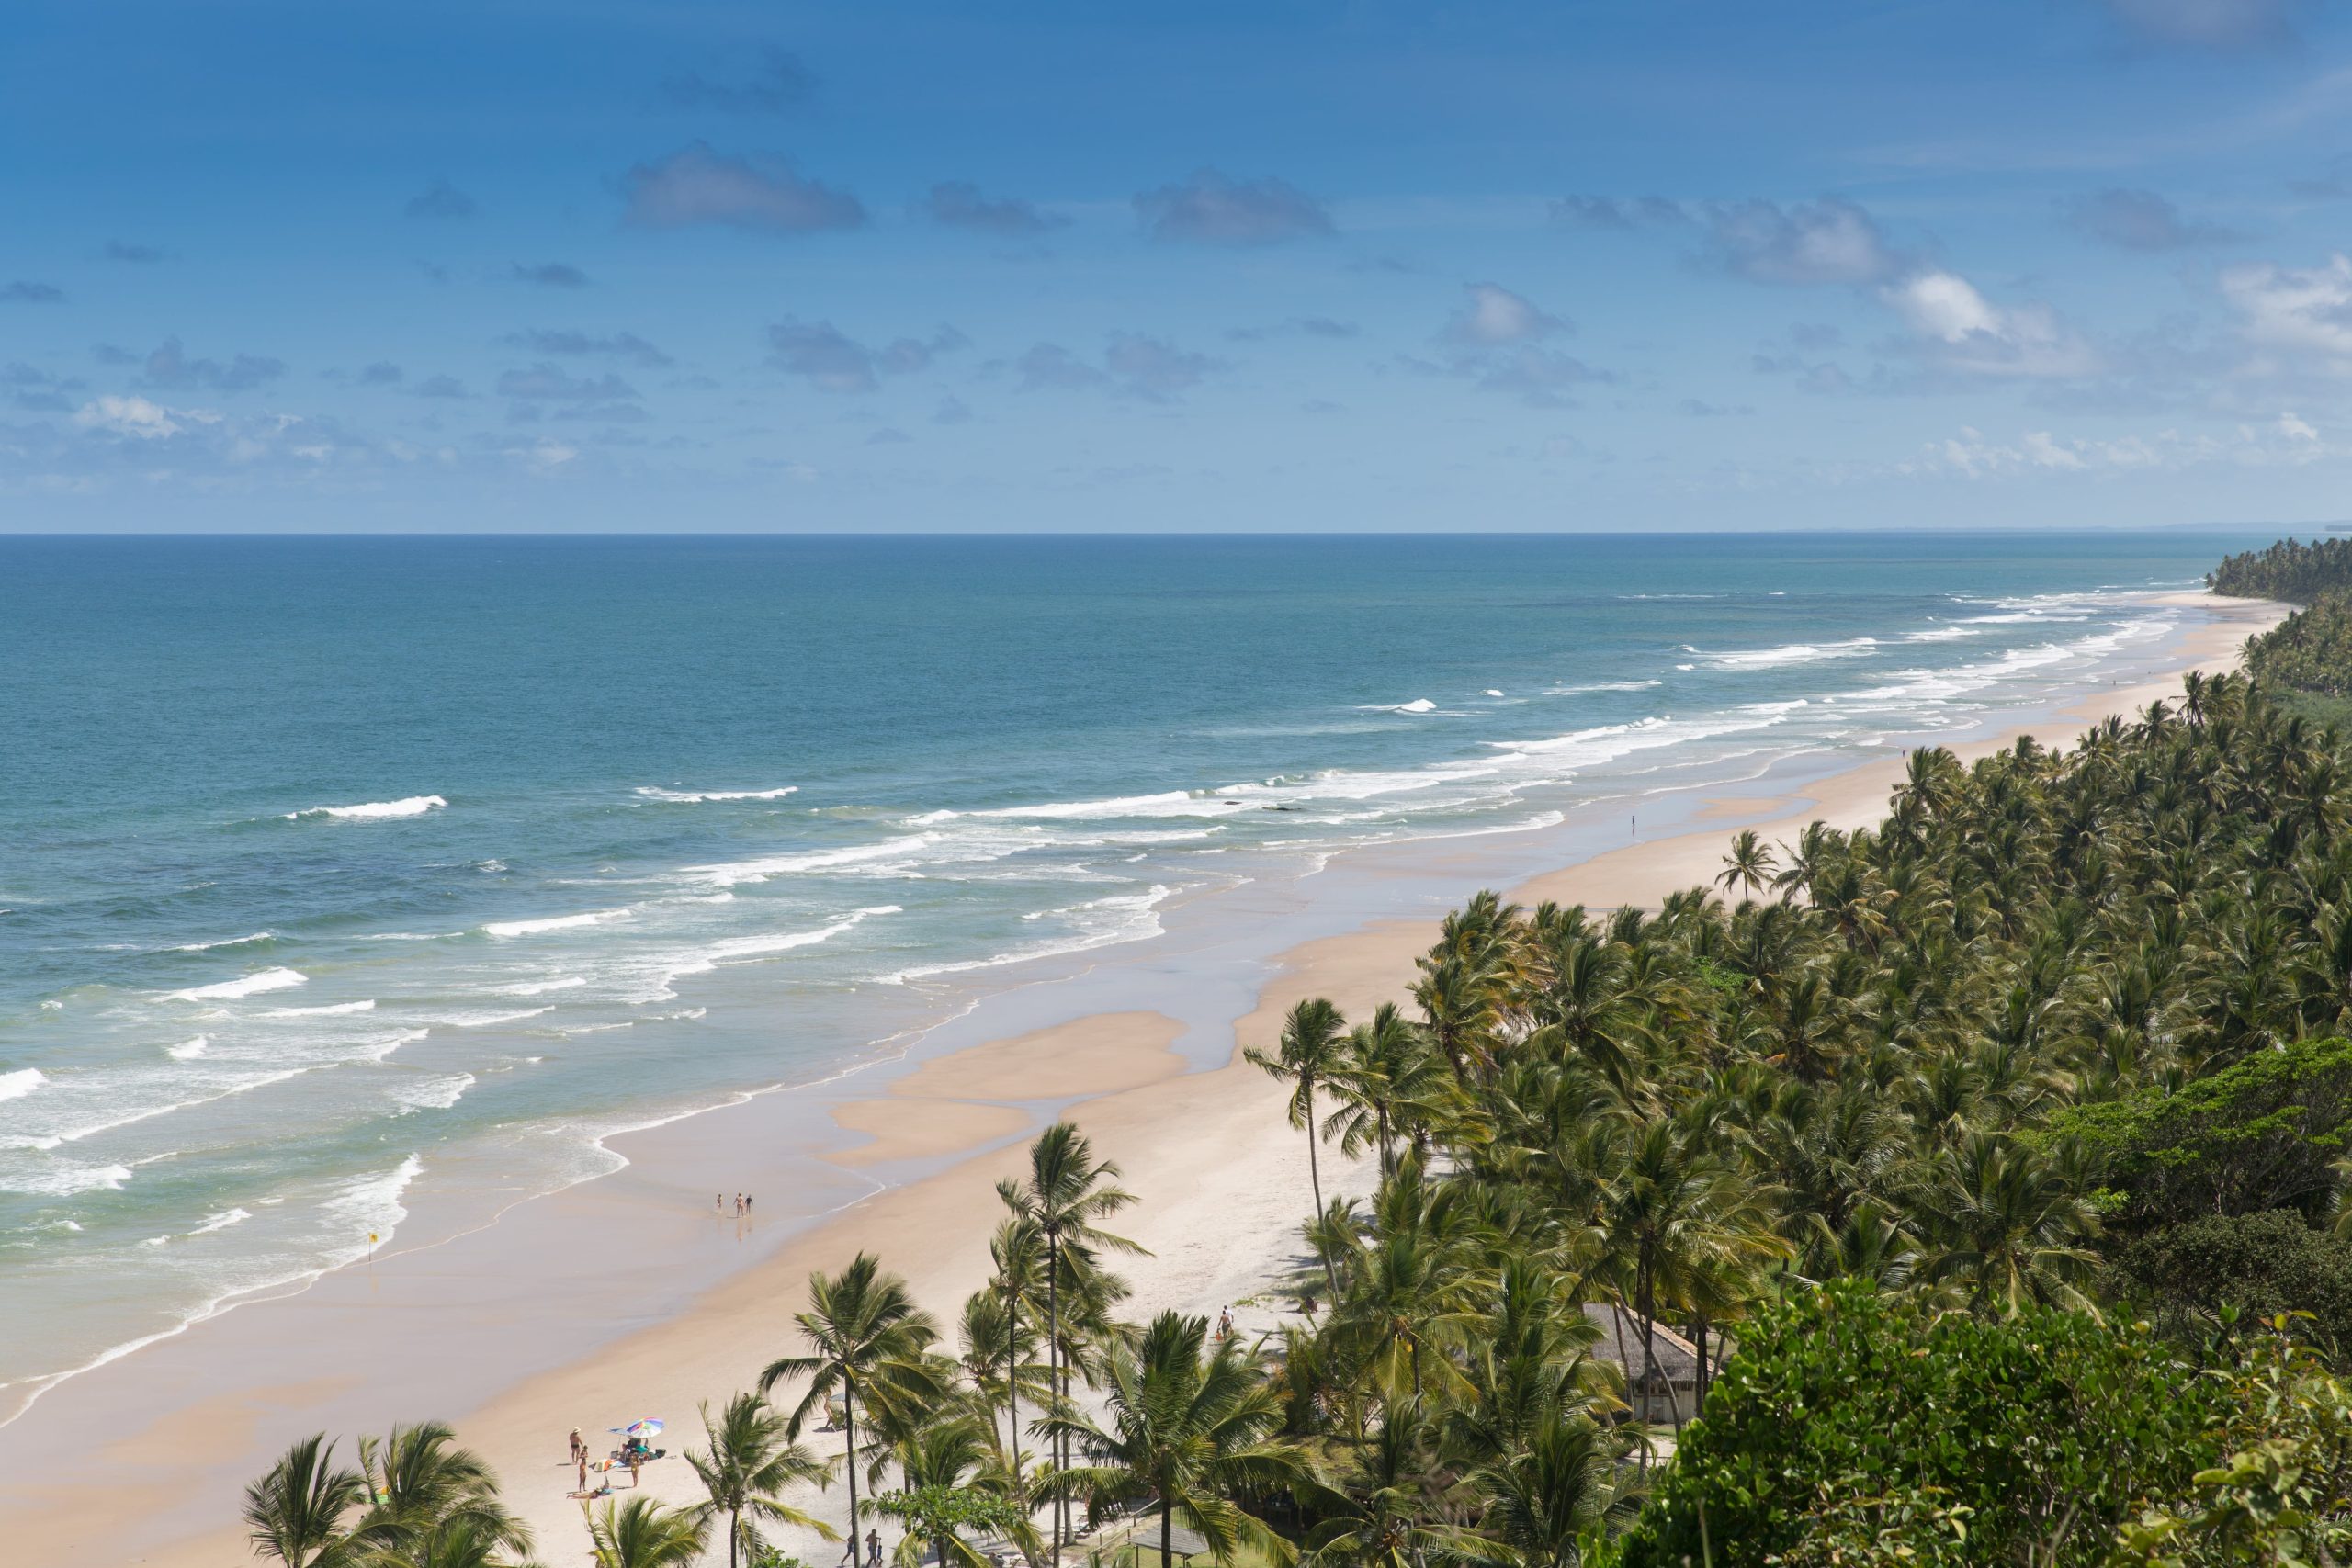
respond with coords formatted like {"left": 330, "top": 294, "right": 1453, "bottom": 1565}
{"left": 569, "top": 1428, "right": 584, "bottom": 1464}
{"left": 715, "top": 1193, "right": 723, "bottom": 1214}
{"left": 575, "top": 1452, "right": 588, "bottom": 1495}
{"left": 867, "top": 1529, "right": 883, "bottom": 1568}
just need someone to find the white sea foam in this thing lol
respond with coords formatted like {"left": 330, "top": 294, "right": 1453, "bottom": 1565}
{"left": 189, "top": 1207, "right": 251, "bottom": 1235}
{"left": 685, "top": 835, "right": 944, "bottom": 886}
{"left": 1545, "top": 679, "right": 1663, "bottom": 694}
{"left": 166, "top": 1037, "right": 208, "bottom": 1060}
{"left": 0, "top": 1068, "right": 46, "bottom": 1102}
{"left": 1484, "top": 688, "right": 1505, "bottom": 697}
{"left": 261, "top": 999, "right": 376, "bottom": 1017}
{"left": 885, "top": 886, "right": 1171, "bottom": 984}
{"left": 170, "top": 932, "right": 274, "bottom": 953}
{"left": 285, "top": 795, "right": 447, "bottom": 821}
{"left": 162, "top": 967, "right": 306, "bottom": 1002}
{"left": 1701, "top": 637, "right": 1879, "bottom": 671}
{"left": 1375, "top": 698, "right": 1439, "bottom": 714}
{"left": 392, "top": 1073, "right": 475, "bottom": 1112}
{"left": 426, "top": 1007, "right": 552, "bottom": 1029}
{"left": 0, "top": 1160, "right": 133, "bottom": 1197}
{"left": 483, "top": 908, "right": 633, "bottom": 938}
{"left": 634, "top": 785, "right": 799, "bottom": 803}
{"left": 503, "top": 976, "right": 586, "bottom": 996}
{"left": 681, "top": 906, "right": 902, "bottom": 968}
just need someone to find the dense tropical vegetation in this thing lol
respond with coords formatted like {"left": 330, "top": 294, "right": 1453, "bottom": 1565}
{"left": 2211, "top": 535, "right": 2352, "bottom": 704}
{"left": 247, "top": 547, "right": 2352, "bottom": 1566}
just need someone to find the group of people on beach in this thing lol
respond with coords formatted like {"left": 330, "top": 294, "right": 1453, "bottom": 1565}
{"left": 717, "top": 1191, "right": 754, "bottom": 1217}
{"left": 567, "top": 1426, "right": 651, "bottom": 1497}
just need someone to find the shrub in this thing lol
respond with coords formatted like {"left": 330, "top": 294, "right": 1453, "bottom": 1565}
{"left": 1608, "top": 1281, "right": 2223, "bottom": 1568}
{"left": 2041, "top": 1038, "right": 2352, "bottom": 1232}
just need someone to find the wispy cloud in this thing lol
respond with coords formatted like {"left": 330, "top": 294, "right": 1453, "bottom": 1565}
{"left": 1134, "top": 169, "right": 1334, "bottom": 246}
{"left": 617, "top": 142, "right": 865, "bottom": 234}
{"left": 663, "top": 49, "right": 815, "bottom": 115}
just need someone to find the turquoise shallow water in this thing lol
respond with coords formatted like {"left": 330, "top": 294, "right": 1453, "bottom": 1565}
{"left": 0, "top": 530, "right": 2256, "bottom": 1406}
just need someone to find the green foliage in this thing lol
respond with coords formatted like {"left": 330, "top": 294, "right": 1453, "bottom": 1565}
{"left": 2111, "top": 1321, "right": 2352, "bottom": 1567}
{"left": 2045, "top": 1039, "right": 2352, "bottom": 1232}
{"left": 1609, "top": 1282, "right": 2226, "bottom": 1568}
{"left": 2211, "top": 537, "right": 2352, "bottom": 603}
{"left": 2116, "top": 1211, "right": 2352, "bottom": 1350}
{"left": 872, "top": 1483, "right": 1027, "bottom": 1539}
{"left": 2245, "top": 594, "right": 2352, "bottom": 701}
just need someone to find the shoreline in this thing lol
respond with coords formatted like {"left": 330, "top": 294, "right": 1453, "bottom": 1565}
{"left": 0, "top": 590, "right": 2286, "bottom": 1562}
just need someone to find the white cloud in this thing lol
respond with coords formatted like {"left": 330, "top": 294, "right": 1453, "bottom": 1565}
{"left": 1703, "top": 198, "right": 1903, "bottom": 286}
{"left": 1904, "top": 412, "right": 2334, "bottom": 479}
{"left": 1443, "top": 283, "right": 1565, "bottom": 344}
{"left": 72, "top": 395, "right": 217, "bottom": 439}
{"left": 1880, "top": 270, "right": 2101, "bottom": 378}
{"left": 2221, "top": 253, "right": 2352, "bottom": 366}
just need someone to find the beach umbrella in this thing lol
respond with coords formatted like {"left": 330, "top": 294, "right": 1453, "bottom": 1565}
{"left": 612, "top": 1418, "right": 664, "bottom": 1438}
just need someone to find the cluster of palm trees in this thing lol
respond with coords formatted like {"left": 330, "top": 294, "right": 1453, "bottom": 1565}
{"left": 249, "top": 668, "right": 2352, "bottom": 1567}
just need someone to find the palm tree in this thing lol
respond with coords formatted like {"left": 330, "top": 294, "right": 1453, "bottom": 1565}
{"left": 983, "top": 1215, "right": 1052, "bottom": 1510}
{"left": 1048, "top": 1312, "right": 1314, "bottom": 1568}
{"left": 1321, "top": 1004, "right": 1437, "bottom": 1178}
{"left": 686, "top": 1393, "right": 839, "bottom": 1568}
{"left": 761, "top": 1253, "right": 942, "bottom": 1551}
{"left": 1715, "top": 829, "right": 1777, "bottom": 899}
{"left": 1305, "top": 1403, "right": 1484, "bottom": 1568}
{"left": 1246, "top": 997, "right": 1351, "bottom": 1302}
{"left": 998, "top": 1122, "right": 1143, "bottom": 1564}
{"left": 1467, "top": 1410, "right": 1636, "bottom": 1568}
{"left": 243, "top": 1433, "right": 364, "bottom": 1568}
{"left": 1911, "top": 1132, "right": 2099, "bottom": 1315}
{"left": 582, "top": 1495, "right": 709, "bottom": 1568}
{"left": 356, "top": 1420, "right": 530, "bottom": 1561}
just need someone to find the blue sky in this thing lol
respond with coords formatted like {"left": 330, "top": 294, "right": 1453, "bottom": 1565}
{"left": 8, "top": 0, "right": 2352, "bottom": 530}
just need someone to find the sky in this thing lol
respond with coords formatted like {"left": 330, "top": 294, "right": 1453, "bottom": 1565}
{"left": 9, "top": 1, "right": 2352, "bottom": 532}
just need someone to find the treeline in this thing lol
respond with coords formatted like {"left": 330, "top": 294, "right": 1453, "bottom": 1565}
{"left": 242, "top": 672, "right": 2352, "bottom": 1568}
{"left": 2210, "top": 536, "right": 2352, "bottom": 705}
{"left": 2209, "top": 535, "right": 2352, "bottom": 601}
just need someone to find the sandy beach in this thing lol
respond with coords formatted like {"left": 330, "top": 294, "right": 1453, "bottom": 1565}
{"left": 0, "top": 590, "right": 2283, "bottom": 1563}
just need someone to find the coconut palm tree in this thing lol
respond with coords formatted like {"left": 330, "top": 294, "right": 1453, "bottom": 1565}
{"left": 1911, "top": 1132, "right": 2099, "bottom": 1315}
{"left": 582, "top": 1496, "right": 708, "bottom": 1568}
{"left": 1047, "top": 1312, "right": 1314, "bottom": 1568}
{"left": 686, "top": 1392, "right": 839, "bottom": 1568}
{"left": 1466, "top": 1410, "right": 1637, "bottom": 1568}
{"left": 355, "top": 1420, "right": 530, "bottom": 1561}
{"left": 244, "top": 1433, "right": 365, "bottom": 1568}
{"left": 760, "top": 1253, "right": 942, "bottom": 1551}
{"left": 997, "top": 1122, "right": 1143, "bottom": 1564}
{"left": 1246, "top": 996, "right": 1351, "bottom": 1302}
{"left": 1715, "top": 829, "right": 1777, "bottom": 900}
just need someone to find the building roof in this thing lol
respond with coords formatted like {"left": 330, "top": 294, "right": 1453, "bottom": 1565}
{"left": 1582, "top": 1302, "right": 1709, "bottom": 1382}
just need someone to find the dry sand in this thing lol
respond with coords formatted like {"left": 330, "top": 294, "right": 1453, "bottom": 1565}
{"left": 4, "top": 592, "right": 2284, "bottom": 1563}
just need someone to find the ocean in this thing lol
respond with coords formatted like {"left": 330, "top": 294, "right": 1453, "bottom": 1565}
{"left": 0, "top": 530, "right": 2258, "bottom": 1417}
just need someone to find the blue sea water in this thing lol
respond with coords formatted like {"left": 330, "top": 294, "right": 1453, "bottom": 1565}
{"left": 0, "top": 530, "right": 2259, "bottom": 1409}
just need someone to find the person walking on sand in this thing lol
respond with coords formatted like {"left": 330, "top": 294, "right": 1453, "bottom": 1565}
{"left": 715, "top": 1192, "right": 723, "bottom": 1214}
{"left": 867, "top": 1529, "right": 883, "bottom": 1568}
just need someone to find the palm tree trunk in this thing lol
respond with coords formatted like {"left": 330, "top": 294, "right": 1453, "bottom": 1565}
{"left": 1046, "top": 1230, "right": 1062, "bottom": 1568}
{"left": 1306, "top": 1082, "right": 1340, "bottom": 1303}
{"left": 731, "top": 1505, "right": 743, "bottom": 1568}
{"left": 1160, "top": 1501, "right": 1173, "bottom": 1568}
{"left": 844, "top": 1389, "right": 863, "bottom": 1552}
{"left": 1004, "top": 1280, "right": 1023, "bottom": 1511}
